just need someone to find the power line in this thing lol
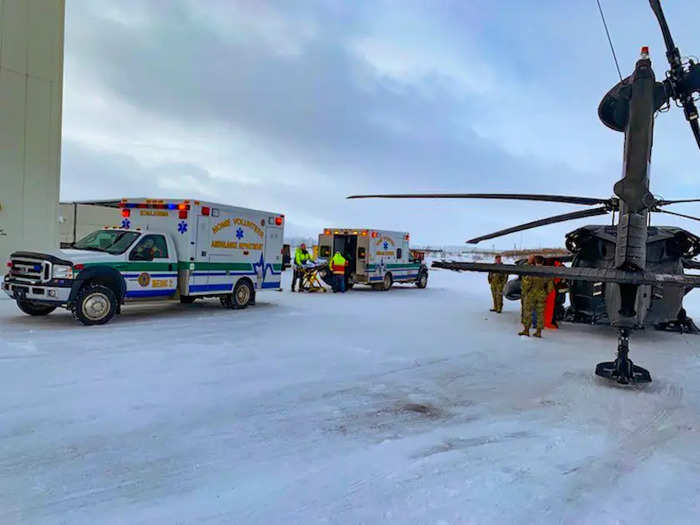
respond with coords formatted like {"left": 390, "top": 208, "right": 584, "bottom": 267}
{"left": 596, "top": 0, "right": 623, "bottom": 81}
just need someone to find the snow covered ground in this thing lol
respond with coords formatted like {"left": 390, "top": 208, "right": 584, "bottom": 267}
{"left": 2, "top": 267, "right": 700, "bottom": 524}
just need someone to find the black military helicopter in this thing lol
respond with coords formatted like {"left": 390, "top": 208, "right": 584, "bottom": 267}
{"left": 349, "top": 0, "right": 700, "bottom": 384}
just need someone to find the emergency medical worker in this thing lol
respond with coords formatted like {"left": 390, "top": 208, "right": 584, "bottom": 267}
{"left": 330, "top": 251, "right": 347, "bottom": 293}
{"left": 291, "top": 243, "right": 313, "bottom": 292}
{"left": 487, "top": 255, "right": 507, "bottom": 313}
{"left": 519, "top": 255, "right": 554, "bottom": 338}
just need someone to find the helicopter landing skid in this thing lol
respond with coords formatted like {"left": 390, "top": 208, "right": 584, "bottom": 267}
{"left": 595, "top": 329, "right": 652, "bottom": 385}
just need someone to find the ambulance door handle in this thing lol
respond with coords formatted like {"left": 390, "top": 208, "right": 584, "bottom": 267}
{"left": 201, "top": 251, "right": 207, "bottom": 256}
{"left": 168, "top": 263, "right": 173, "bottom": 271}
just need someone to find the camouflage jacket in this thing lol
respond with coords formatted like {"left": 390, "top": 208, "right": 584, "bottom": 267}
{"left": 521, "top": 275, "right": 554, "bottom": 299}
{"left": 488, "top": 272, "right": 508, "bottom": 287}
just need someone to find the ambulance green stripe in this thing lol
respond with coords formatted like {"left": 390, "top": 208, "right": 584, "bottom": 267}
{"left": 367, "top": 263, "right": 421, "bottom": 270}
{"left": 181, "top": 262, "right": 253, "bottom": 271}
{"left": 82, "top": 262, "right": 173, "bottom": 271}
{"left": 80, "top": 261, "right": 254, "bottom": 272}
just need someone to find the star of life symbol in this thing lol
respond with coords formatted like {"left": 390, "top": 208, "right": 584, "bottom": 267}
{"left": 383, "top": 241, "right": 389, "bottom": 250}
{"left": 236, "top": 227, "right": 244, "bottom": 240}
{"left": 120, "top": 218, "right": 131, "bottom": 229}
{"left": 178, "top": 221, "right": 188, "bottom": 234}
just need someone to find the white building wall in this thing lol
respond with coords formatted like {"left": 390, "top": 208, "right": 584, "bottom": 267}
{"left": 0, "top": 0, "right": 65, "bottom": 264}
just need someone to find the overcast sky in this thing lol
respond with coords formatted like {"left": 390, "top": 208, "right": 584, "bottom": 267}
{"left": 60, "top": 0, "right": 700, "bottom": 248}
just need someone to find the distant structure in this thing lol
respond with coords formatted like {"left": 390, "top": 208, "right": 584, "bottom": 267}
{"left": 0, "top": 0, "right": 65, "bottom": 264}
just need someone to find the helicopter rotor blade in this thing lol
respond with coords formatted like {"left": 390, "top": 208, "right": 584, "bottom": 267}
{"left": 347, "top": 193, "right": 612, "bottom": 206}
{"left": 649, "top": 0, "right": 677, "bottom": 57}
{"left": 656, "top": 197, "right": 700, "bottom": 206}
{"left": 655, "top": 209, "right": 700, "bottom": 222}
{"left": 466, "top": 206, "right": 610, "bottom": 244}
{"left": 689, "top": 115, "right": 700, "bottom": 149}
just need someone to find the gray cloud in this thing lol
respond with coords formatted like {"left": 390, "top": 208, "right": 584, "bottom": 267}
{"left": 60, "top": 0, "right": 700, "bottom": 247}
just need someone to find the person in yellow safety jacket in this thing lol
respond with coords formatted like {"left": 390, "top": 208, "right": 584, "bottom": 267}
{"left": 291, "top": 243, "right": 313, "bottom": 292}
{"left": 330, "top": 251, "right": 347, "bottom": 293}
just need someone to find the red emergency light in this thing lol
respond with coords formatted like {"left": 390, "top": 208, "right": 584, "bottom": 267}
{"left": 275, "top": 216, "right": 283, "bottom": 226}
{"left": 405, "top": 234, "right": 410, "bottom": 240}
{"left": 179, "top": 210, "right": 188, "bottom": 219}
{"left": 201, "top": 206, "right": 210, "bottom": 216}
{"left": 324, "top": 229, "right": 331, "bottom": 235}
{"left": 371, "top": 232, "right": 378, "bottom": 238}
{"left": 178, "top": 203, "right": 188, "bottom": 211}
{"left": 641, "top": 46, "right": 649, "bottom": 55}
{"left": 6, "top": 261, "right": 12, "bottom": 268}
{"left": 121, "top": 208, "right": 131, "bottom": 218}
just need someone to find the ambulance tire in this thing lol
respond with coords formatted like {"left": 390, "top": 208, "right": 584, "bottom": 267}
{"left": 416, "top": 271, "right": 428, "bottom": 289}
{"left": 74, "top": 284, "right": 118, "bottom": 326}
{"left": 16, "top": 300, "right": 56, "bottom": 316}
{"left": 180, "top": 296, "right": 197, "bottom": 304}
{"left": 230, "top": 279, "right": 254, "bottom": 310}
{"left": 382, "top": 273, "right": 393, "bottom": 291}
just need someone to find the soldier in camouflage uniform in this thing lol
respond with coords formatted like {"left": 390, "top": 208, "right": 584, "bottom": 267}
{"left": 519, "top": 255, "right": 554, "bottom": 338}
{"left": 487, "top": 255, "right": 507, "bottom": 313}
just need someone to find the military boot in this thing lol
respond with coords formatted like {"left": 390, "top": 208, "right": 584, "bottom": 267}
{"left": 518, "top": 325, "right": 530, "bottom": 336}
{"left": 533, "top": 328, "right": 542, "bottom": 338}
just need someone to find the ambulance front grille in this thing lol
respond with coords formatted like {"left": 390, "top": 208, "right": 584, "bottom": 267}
{"left": 9, "top": 258, "right": 50, "bottom": 284}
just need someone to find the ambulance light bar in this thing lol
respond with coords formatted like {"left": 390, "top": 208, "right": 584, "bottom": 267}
{"left": 120, "top": 202, "right": 190, "bottom": 211}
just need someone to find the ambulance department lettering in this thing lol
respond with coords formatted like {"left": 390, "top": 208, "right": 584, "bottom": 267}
{"left": 211, "top": 241, "right": 262, "bottom": 250}
{"left": 152, "top": 279, "right": 174, "bottom": 288}
{"left": 140, "top": 210, "right": 169, "bottom": 217}
{"left": 211, "top": 240, "right": 237, "bottom": 249}
{"left": 376, "top": 250, "right": 395, "bottom": 256}
{"left": 376, "top": 237, "right": 396, "bottom": 246}
{"left": 234, "top": 218, "right": 264, "bottom": 238}
{"left": 212, "top": 218, "right": 231, "bottom": 234}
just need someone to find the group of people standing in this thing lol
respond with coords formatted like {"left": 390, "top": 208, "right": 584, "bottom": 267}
{"left": 291, "top": 243, "right": 348, "bottom": 293}
{"left": 488, "top": 254, "right": 560, "bottom": 338}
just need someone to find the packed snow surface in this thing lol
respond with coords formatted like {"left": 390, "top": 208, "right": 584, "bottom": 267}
{"left": 2, "top": 267, "right": 700, "bottom": 524}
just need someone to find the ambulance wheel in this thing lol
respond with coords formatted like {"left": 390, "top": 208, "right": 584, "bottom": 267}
{"left": 231, "top": 279, "right": 253, "bottom": 310}
{"left": 382, "top": 273, "right": 393, "bottom": 291}
{"left": 180, "top": 296, "right": 197, "bottom": 304}
{"left": 16, "top": 300, "right": 56, "bottom": 316}
{"left": 74, "top": 284, "right": 117, "bottom": 326}
{"left": 416, "top": 271, "right": 428, "bottom": 289}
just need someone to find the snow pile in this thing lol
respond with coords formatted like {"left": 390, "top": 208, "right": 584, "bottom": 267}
{"left": 2, "top": 270, "right": 700, "bottom": 523}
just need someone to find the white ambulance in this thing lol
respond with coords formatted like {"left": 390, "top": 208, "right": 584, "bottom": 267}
{"left": 3, "top": 198, "right": 285, "bottom": 325}
{"left": 317, "top": 228, "right": 428, "bottom": 290}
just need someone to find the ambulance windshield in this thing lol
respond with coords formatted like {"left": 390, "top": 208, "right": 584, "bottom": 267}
{"left": 74, "top": 230, "right": 141, "bottom": 254}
